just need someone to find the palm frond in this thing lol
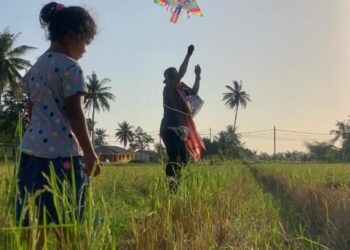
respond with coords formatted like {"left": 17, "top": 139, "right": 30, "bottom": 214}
{"left": 8, "top": 57, "right": 32, "bottom": 70}
{"left": 224, "top": 85, "right": 234, "bottom": 93}
{"left": 99, "top": 78, "right": 111, "bottom": 85}
{"left": 7, "top": 45, "right": 36, "bottom": 58}
{"left": 99, "top": 96, "right": 111, "bottom": 111}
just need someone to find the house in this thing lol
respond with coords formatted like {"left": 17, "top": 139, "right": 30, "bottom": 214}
{"left": 95, "top": 145, "right": 134, "bottom": 163}
{"left": 0, "top": 143, "right": 15, "bottom": 159}
{"left": 135, "top": 150, "right": 157, "bottom": 162}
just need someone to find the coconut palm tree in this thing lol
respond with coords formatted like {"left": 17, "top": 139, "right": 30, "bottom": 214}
{"left": 222, "top": 80, "right": 251, "bottom": 131}
{"left": 330, "top": 120, "right": 350, "bottom": 161}
{"left": 115, "top": 121, "right": 134, "bottom": 148}
{"left": 0, "top": 29, "right": 35, "bottom": 116}
{"left": 330, "top": 120, "right": 350, "bottom": 144}
{"left": 94, "top": 128, "right": 108, "bottom": 146}
{"left": 84, "top": 72, "right": 116, "bottom": 144}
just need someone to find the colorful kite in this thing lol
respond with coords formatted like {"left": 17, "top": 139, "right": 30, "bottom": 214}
{"left": 154, "top": 0, "right": 203, "bottom": 23}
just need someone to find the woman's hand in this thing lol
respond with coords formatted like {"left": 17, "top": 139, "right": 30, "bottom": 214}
{"left": 178, "top": 45, "right": 195, "bottom": 81}
{"left": 195, "top": 64, "right": 201, "bottom": 77}
{"left": 187, "top": 45, "right": 194, "bottom": 56}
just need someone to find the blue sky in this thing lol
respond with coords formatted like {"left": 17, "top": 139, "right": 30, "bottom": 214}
{"left": 2, "top": 0, "right": 349, "bottom": 153}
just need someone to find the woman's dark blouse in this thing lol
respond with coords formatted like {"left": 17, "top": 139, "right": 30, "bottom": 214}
{"left": 160, "top": 82, "right": 195, "bottom": 131}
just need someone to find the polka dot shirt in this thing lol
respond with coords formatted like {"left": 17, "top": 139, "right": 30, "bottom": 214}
{"left": 21, "top": 52, "right": 87, "bottom": 158}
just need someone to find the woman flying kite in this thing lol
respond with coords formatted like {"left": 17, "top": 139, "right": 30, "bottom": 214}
{"left": 154, "top": 0, "right": 203, "bottom": 23}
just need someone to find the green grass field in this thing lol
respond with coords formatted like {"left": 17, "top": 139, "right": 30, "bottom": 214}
{"left": 0, "top": 160, "right": 349, "bottom": 249}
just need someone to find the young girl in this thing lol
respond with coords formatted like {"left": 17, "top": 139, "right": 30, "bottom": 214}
{"left": 17, "top": 1, "right": 101, "bottom": 236}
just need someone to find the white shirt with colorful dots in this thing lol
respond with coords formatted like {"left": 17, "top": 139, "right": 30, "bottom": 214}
{"left": 21, "top": 52, "right": 87, "bottom": 158}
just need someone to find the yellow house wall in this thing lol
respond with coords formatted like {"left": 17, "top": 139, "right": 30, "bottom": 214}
{"left": 98, "top": 153, "right": 134, "bottom": 163}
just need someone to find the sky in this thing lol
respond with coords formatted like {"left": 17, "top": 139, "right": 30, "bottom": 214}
{"left": 1, "top": 0, "right": 349, "bottom": 154}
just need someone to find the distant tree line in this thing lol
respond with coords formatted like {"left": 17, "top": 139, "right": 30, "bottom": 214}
{"left": 1, "top": 28, "right": 350, "bottom": 163}
{"left": 201, "top": 119, "right": 350, "bottom": 163}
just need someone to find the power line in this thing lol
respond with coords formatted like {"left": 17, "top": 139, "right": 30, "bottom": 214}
{"left": 276, "top": 131, "right": 332, "bottom": 136}
{"left": 242, "top": 135, "right": 326, "bottom": 143}
{"left": 95, "top": 127, "right": 336, "bottom": 144}
{"left": 242, "top": 135, "right": 273, "bottom": 140}
{"left": 241, "top": 129, "right": 274, "bottom": 135}
{"left": 241, "top": 132, "right": 273, "bottom": 136}
{"left": 276, "top": 129, "right": 332, "bottom": 136}
{"left": 243, "top": 133, "right": 330, "bottom": 141}
{"left": 93, "top": 128, "right": 334, "bottom": 137}
{"left": 275, "top": 135, "right": 333, "bottom": 141}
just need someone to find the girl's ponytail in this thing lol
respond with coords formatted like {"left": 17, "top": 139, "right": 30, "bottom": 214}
{"left": 40, "top": 2, "right": 65, "bottom": 27}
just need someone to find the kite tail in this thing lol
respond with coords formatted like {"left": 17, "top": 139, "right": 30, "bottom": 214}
{"left": 170, "top": 12, "right": 180, "bottom": 23}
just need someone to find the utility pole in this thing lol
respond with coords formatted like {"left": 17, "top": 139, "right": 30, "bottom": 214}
{"left": 209, "top": 128, "right": 212, "bottom": 142}
{"left": 274, "top": 126, "right": 276, "bottom": 158}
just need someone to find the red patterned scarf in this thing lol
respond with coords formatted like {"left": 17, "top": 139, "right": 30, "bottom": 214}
{"left": 177, "top": 85, "right": 205, "bottom": 161}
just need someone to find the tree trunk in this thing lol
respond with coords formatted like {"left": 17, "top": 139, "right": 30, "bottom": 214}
{"left": 91, "top": 103, "right": 95, "bottom": 146}
{"left": 233, "top": 105, "right": 239, "bottom": 131}
{"left": 0, "top": 86, "right": 4, "bottom": 118}
{"left": 0, "top": 92, "right": 2, "bottom": 118}
{"left": 140, "top": 142, "right": 143, "bottom": 162}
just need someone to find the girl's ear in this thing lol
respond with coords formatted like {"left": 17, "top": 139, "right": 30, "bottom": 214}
{"left": 63, "top": 31, "right": 77, "bottom": 44}
{"left": 61, "top": 33, "right": 70, "bottom": 45}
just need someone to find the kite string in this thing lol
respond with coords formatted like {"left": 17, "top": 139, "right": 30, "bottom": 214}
{"left": 163, "top": 104, "right": 192, "bottom": 116}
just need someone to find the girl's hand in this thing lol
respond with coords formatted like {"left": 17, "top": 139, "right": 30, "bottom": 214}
{"left": 84, "top": 153, "right": 101, "bottom": 177}
{"left": 195, "top": 64, "right": 201, "bottom": 77}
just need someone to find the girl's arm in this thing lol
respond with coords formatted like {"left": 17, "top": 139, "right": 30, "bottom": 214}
{"left": 28, "top": 100, "right": 33, "bottom": 119}
{"left": 65, "top": 94, "right": 101, "bottom": 176}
